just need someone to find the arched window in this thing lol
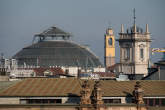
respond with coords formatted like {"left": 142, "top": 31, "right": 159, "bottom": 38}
{"left": 124, "top": 48, "right": 130, "bottom": 59}
{"left": 140, "top": 48, "right": 144, "bottom": 59}
{"left": 108, "top": 38, "right": 113, "bottom": 45}
{"left": 126, "top": 48, "right": 130, "bottom": 59}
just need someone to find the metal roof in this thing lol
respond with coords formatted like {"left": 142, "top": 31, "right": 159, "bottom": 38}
{"left": 13, "top": 41, "right": 103, "bottom": 68}
{"left": 35, "top": 26, "right": 70, "bottom": 37}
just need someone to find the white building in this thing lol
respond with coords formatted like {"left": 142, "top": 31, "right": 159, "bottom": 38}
{"left": 117, "top": 23, "right": 151, "bottom": 76}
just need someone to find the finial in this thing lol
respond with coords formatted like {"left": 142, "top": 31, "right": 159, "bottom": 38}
{"left": 121, "top": 24, "right": 124, "bottom": 33}
{"left": 108, "top": 21, "right": 112, "bottom": 29}
{"left": 133, "top": 8, "right": 136, "bottom": 25}
{"left": 106, "top": 22, "right": 114, "bottom": 35}
{"left": 146, "top": 24, "right": 149, "bottom": 34}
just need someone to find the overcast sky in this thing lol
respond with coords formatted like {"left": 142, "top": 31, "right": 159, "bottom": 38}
{"left": 0, "top": 0, "right": 165, "bottom": 64}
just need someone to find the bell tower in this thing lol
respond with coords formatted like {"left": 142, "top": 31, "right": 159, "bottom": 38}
{"left": 117, "top": 9, "right": 151, "bottom": 76}
{"left": 104, "top": 28, "right": 115, "bottom": 67}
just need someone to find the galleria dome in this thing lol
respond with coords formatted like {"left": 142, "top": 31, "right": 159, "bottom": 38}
{"left": 13, "top": 26, "right": 103, "bottom": 68}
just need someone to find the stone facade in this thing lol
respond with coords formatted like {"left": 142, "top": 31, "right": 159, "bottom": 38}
{"left": 117, "top": 24, "right": 151, "bottom": 76}
{"left": 0, "top": 81, "right": 147, "bottom": 110}
{"left": 0, "top": 97, "right": 19, "bottom": 104}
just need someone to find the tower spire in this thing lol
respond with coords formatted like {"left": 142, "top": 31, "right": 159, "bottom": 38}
{"left": 133, "top": 8, "right": 136, "bottom": 25}
{"left": 133, "top": 8, "right": 137, "bottom": 33}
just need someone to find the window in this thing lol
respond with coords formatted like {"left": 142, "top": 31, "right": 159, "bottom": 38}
{"left": 155, "top": 99, "right": 160, "bottom": 106}
{"left": 42, "top": 99, "right": 49, "bottom": 104}
{"left": 55, "top": 99, "right": 62, "bottom": 103}
{"left": 108, "top": 38, "right": 112, "bottom": 46}
{"left": 144, "top": 99, "right": 148, "bottom": 105}
{"left": 162, "top": 99, "right": 165, "bottom": 106}
{"left": 103, "top": 99, "right": 121, "bottom": 103}
{"left": 22, "top": 99, "right": 62, "bottom": 104}
{"left": 144, "top": 98, "right": 165, "bottom": 106}
{"left": 124, "top": 48, "right": 130, "bottom": 59}
{"left": 127, "top": 48, "right": 130, "bottom": 59}
{"left": 140, "top": 48, "right": 144, "bottom": 59}
{"left": 50, "top": 99, "right": 56, "bottom": 103}
{"left": 149, "top": 99, "right": 153, "bottom": 106}
{"left": 35, "top": 99, "right": 42, "bottom": 104}
{"left": 113, "top": 99, "right": 121, "bottom": 103}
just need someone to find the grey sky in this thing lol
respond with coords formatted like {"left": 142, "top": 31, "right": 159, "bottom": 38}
{"left": 0, "top": 0, "right": 165, "bottom": 64}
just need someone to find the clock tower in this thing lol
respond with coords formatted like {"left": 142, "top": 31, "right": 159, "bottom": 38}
{"left": 104, "top": 28, "right": 115, "bottom": 67}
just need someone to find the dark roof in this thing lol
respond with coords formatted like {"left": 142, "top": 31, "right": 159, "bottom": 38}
{"left": 142, "top": 68, "right": 158, "bottom": 80}
{"left": 155, "top": 60, "right": 165, "bottom": 65}
{"left": 13, "top": 41, "right": 103, "bottom": 68}
{"left": 0, "top": 78, "right": 165, "bottom": 97}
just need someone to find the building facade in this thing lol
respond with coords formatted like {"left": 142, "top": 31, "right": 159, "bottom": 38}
{"left": 0, "top": 78, "right": 165, "bottom": 107}
{"left": 117, "top": 23, "right": 151, "bottom": 76}
{"left": 104, "top": 28, "right": 115, "bottom": 68}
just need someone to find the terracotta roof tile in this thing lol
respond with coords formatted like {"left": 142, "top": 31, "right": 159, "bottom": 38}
{"left": 93, "top": 72, "right": 116, "bottom": 78}
{"left": 0, "top": 78, "right": 165, "bottom": 97}
{"left": 33, "top": 67, "right": 64, "bottom": 76}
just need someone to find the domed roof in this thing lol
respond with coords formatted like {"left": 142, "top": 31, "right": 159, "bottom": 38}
{"left": 13, "top": 40, "right": 103, "bottom": 68}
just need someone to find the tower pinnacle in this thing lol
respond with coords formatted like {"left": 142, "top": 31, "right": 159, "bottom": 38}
{"left": 146, "top": 24, "right": 149, "bottom": 34}
{"left": 121, "top": 24, "right": 124, "bottom": 33}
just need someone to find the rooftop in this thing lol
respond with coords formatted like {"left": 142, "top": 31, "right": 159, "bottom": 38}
{"left": 0, "top": 78, "right": 164, "bottom": 97}
{"left": 34, "top": 26, "right": 71, "bottom": 41}
{"left": 13, "top": 41, "right": 103, "bottom": 68}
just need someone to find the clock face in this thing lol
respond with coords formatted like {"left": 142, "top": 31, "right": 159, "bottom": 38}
{"left": 108, "top": 38, "right": 112, "bottom": 45}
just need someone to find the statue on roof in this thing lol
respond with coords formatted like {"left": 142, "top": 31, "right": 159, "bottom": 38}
{"left": 92, "top": 81, "right": 104, "bottom": 106}
{"left": 80, "top": 80, "right": 91, "bottom": 105}
{"left": 132, "top": 81, "right": 144, "bottom": 105}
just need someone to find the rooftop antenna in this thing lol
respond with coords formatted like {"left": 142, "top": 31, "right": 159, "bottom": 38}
{"left": 133, "top": 8, "right": 136, "bottom": 25}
